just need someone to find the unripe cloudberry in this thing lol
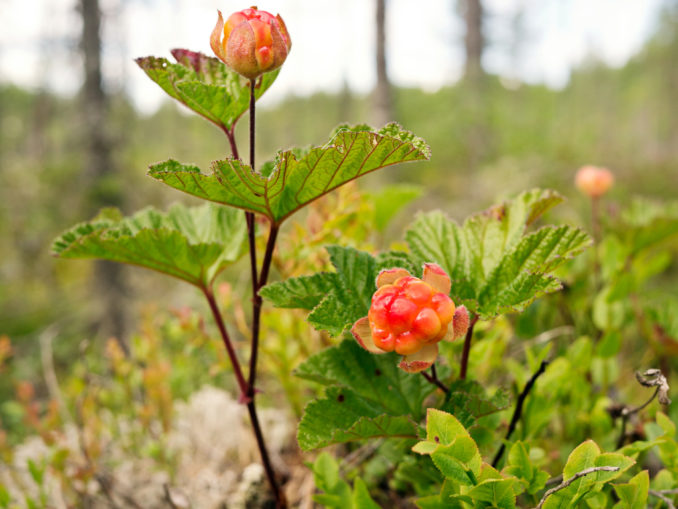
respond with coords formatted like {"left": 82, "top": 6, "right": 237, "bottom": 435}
{"left": 210, "top": 6, "right": 291, "bottom": 80}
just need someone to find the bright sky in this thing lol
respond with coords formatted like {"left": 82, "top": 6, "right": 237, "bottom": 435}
{"left": 0, "top": 0, "right": 666, "bottom": 113}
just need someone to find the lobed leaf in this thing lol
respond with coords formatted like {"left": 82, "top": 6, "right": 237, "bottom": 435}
{"left": 295, "top": 339, "right": 434, "bottom": 450}
{"left": 262, "top": 245, "right": 419, "bottom": 337}
{"left": 52, "top": 203, "right": 247, "bottom": 287}
{"left": 135, "top": 49, "right": 278, "bottom": 131}
{"left": 149, "top": 123, "right": 430, "bottom": 225}
{"left": 406, "top": 189, "right": 591, "bottom": 319}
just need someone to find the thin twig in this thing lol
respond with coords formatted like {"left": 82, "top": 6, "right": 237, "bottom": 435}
{"left": 492, "top": 360, "right": 549, "bottom": 467}
{"left": 649, "top": 489, "right": 677, "bottom": 509}
{"left": 535, "top": 466, "right": 619, "bottom": 509}
{"left": 614, "top": 368, "right": 670, "bottom": 448}
{"left": 459, "top": 314, "right": 479, "bottom": 380}
{"left": 421, "top": 364, "right": 449, "bottom": 393}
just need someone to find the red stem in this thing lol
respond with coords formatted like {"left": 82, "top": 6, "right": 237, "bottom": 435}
{"left": 220, "top": 89, "right": 285, "bottom": 506}
{"left": 248, "top": 223, "right": 279, "bottom": 394}
{"left": 459, "top": 314, "right": 479, "bottom": 380}
{"left": 202, "top": 286, "right": 250, "bottom": 401}
{"left": 225, "top": 126, "right": 258, "bottom": 291}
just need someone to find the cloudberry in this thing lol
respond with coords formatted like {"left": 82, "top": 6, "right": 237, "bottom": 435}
{"left": 575, "top": 165, "right": 614, "bottom": 198}
{"left": 352, "top": 264, "right": 470, "bottom": 373}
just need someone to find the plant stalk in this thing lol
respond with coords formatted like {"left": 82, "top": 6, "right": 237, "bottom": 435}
{"left": 248, "top": 223, "right": 279, "bottom": 394}
{"left": 244, "top": 77, "right": 286, "bottom": 507}
{"left": 421, "top": 364, "right": 449, "bottom": 393}
{"left": 459, "top": 314, "right": 479, "bottom": 380}
{"left": 218, "top": 83, "right": 285, "bottom": 506}
{"left": 201, "top": 286, "right": 249, "bottom": 402}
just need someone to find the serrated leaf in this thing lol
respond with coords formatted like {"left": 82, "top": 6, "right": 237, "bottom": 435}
{"left": 296, "top": 340, "right": 434, "bottom": 450}
{"left": 376, "top": 250, "right": 420, "bottom": 275}
{"left": 149, "top": 123, "right": 430, "bottom": 225}
{"left": 406, "top": 189, "right": 591, "bottom": 319}
{"left": 135, "top": 50, "right": 278, "bottom": 131}
{"left": 52, "top": 203, "right": 247, "bottom": 287}
{"left": 425, "top": 409, "right": 471, "bottom": 446}
{"left": 295, "top": 339, "right": 433, "bottom": 417}
{"left": 259, "top": 272, "right": 338, "bottom": 309}
{"left": 297, "top": 387, "right": 418, "bottom": 450}
{"left": 262, "top": 247, "right": 419, "bottom": 336}
{"left": 442, "top": 380, "right": 511, "bottom": 427}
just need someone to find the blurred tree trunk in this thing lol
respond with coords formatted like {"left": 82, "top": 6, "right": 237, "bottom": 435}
{"left": 373, "top": 0, "right": 393, "bottom": 126}
{"left": 460, "top": 0, "right": 485, "bottom": 83}
{"left": 79, "top": 0, "right": 129, "bottom": 353}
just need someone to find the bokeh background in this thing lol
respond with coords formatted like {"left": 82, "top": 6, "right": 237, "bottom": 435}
{"left": 1, "top": 0, "right": 678, "bottom": 504}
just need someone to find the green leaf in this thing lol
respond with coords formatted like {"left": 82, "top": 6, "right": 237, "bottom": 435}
{"left": 431, "top": 437, "right": 483, "bottom": 485}
{"left": 542, "top": 440, "right": 635, "bottom": 509}
{"left": 296, "top": 340, "right": 433, "bottom": 450}
{"left": 52, "top": 203, "right": 247, "bottom": 287}
{"left": 135, "top": 49, "right": 278, "bottom": 131}
{"left": 298, "top": 388, "right": 419, "bottom": 450}
{"left": 307, "top": 246, "right": 377, "bottom": 336}
{"left": 261, "top": 247, "right": 420, "bottom": 337}
{"left": 502, "top": 441, "right": 549, "bottom": 495}
{"left": 412, "top": 410, "right": 483, "bottom": 486}
{"left": 262, "top": 245, "right": 378, "bottom": 337}
{"left": 406, "top": 189, "right": 591, "bottom": 318}
{"left": 149, "top": 123, "right": 430, "bottom": 225}
{"left": 424, "top": 409, "right": 471, "bottom": 446}
{"left": 312, "top": 453, "right": 352, "bottom": 508}
{"left": 369, "top": 184, "right": 423, "bottom": 232}
{"left": 259, "top": 272, "right": 338, "bottom": 310}
{"left": 352, "top": 478, "right": 381, "bottom": 509}
{"left": 468, "top": 478, "right": 517, "bottom": 509}
{"left": 613, "top": 470, "right": 649, "bottom": 509}
{"left": 442, "top": 380, "right": 511, "bottom": 428}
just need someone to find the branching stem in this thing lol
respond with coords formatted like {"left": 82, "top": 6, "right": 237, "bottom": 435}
{"left": 421, "top": 364, "right": 449, "bottom": 393}
{"left": 459, "top": 314, "right": 479, "bottom": 380}
{"left": 616, "top": 386, "right": 660, "bottom": 449}
{"left": 492, "top": 360, "right": 548, "bottom": 467}
{"left": 535, "top": 466, "right": 619, "bottom": 509}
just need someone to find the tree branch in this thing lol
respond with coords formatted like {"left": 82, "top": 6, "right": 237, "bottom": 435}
{"left": 492, "top": 360, "right": 549, "bottom": 467}
{"left": 535, "top": 466, "right": 619, "bottom": 509}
